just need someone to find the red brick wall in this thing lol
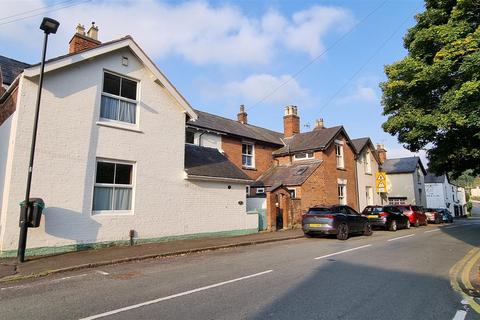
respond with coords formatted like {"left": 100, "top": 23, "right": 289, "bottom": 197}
{"left": 69, "top": 34, "right": 101, "bottom": 54}
{"left": 283, "top": 114, "right": 300, "bottom": 138}
{"left": 0, "top": 86, "right": 18, "bottom": 126}
{"left": 221, "top": 136, "right": 277, "bottom": 180}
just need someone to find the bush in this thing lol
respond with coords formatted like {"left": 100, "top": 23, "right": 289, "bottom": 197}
{"left": 467, "top": 201, "right": 473, "bottom": 214}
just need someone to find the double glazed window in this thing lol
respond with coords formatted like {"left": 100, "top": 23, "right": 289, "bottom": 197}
{"left": 293, "top": 152, "right": 314, "bottom": 161}
{"left": 338, "top": 184, "right": 347, "bottom": 205}
{"left": 93, "top": 160, "right": 134, "bottom": 213}
{"left": 242, "top": 143, "right": 254, "bottom": 168}
{"left": 100, "top": 72, "right": 138, "bottom": 124}
{"left": 335, "top": 144, "right": 344, "bottom": 169}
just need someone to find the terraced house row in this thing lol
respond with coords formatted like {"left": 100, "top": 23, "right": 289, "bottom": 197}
{"left": 0, "top": 24, "right": 439, "bottom": 257}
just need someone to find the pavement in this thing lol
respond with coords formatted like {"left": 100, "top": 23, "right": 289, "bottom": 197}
{"left": 0, "top": 229, "right": 304, "bottom": 282}
{"left": 1, "top": 217, "right": 480, "bottom": 320}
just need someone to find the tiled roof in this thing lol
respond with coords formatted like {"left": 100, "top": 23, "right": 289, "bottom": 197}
{"left": 188, "top": 109, "right": 284, "bottom": 146}
{"left": 252, "top": 160, "right": 323, "bottom": 187}
{"left": 351, "top": 137, "right": 370, "bottom": 154}
{"left": 272, "top": 126, "right": 344, "bottom": 155}
{"left": 425, "top": 172, "right": 447, "bottom": 184}
{"left": 184, "top": 144, "right": 251, "bottom": 181}
{"left": 0, "top": 55, "right": 30, "bottom": 85}
{"left": 381, "top": 157, "right": 427, "bottom": 175}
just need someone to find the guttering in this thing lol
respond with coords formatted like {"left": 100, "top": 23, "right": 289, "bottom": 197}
{"left": 186, "top": 174, "right": 253, "bottom": 184}
{"left": 0, "top": 76, "right": 20, "bottom": 104}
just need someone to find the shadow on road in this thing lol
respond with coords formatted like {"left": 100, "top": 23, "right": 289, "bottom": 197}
{"left": 252, "top": 260, "right": 467, "bottom": 320}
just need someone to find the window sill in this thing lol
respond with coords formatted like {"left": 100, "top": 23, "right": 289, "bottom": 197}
{"left": 242, "top": 166, "right": 257, "bottom": 171}
{"left": 97, "top": 121, "right": 143, "bottom": 133}
{"left": 337, "top": 167, "right": 347, "bottom": 171}
{"left": 92, "top": 210, "right": 134, "bottom": 216}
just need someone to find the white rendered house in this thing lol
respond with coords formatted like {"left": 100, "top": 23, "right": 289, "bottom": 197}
{"left": 0, "top": 28, "right": 256, "bottom": 257}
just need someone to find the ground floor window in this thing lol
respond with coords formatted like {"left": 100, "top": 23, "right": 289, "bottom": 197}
{"left": 93, "top": 159, "right": 134, "bottom": 213}
{"left": 338, "top": 184, "right": 347, "bottom": 205}
{"left": 388, "top": 197, "right": 407, "bottom": 205}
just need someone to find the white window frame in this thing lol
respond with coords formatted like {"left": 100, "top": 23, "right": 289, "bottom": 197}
{"left": 364, "top": 150, "right": 372, "bottom": 174}
{"left": 99, "top": 70, "right": 139, "bottom": 127}
{"left": 293, "top": 152, "right": 314, "bottom": 161}
{"left": 242, "top": 142, "right": 255, "bottom": 168}
{"left": 246, "top": 185, "right": 251, "bottom": 196}
{"left": 335, "top": 142, "right": 344, "bottom": 169}
{"left": 256, "top": 187, "right": 265, "bottom": 194}
{"left": 92, "top": 158, "right": 135, "bottom": 215}
{"left": 338, "top": 184, "right": 347, "bottom": 205}
{"left": 287, "top": 188, "right": 297, "bottom": 199}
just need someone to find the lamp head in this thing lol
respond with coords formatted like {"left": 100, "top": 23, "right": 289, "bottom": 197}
{"left": 40, "top": 17, "right": 60, "bottom": 34}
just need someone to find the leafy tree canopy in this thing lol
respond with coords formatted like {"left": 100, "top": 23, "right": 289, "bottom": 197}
{"left": 380, "top": 0, "right": 480, "bottom": 178}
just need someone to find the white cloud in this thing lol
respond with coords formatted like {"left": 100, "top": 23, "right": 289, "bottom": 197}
{"left": 222, "top": 74, "right": 309, "bottom": 106}
{"left": 0, "top": 1, "right": 354, "bottom": 65}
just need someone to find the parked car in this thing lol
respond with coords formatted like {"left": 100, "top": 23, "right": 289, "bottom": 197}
{"left": 424, "top": 208, "right": 442, "bottom": 224}
{"left": 436, "top": 208, "right": 454, "bottom": 223}
{"left": 394, "top": 205, "right": 428, "bottom": 227}
{"left": 302, "top": 205, "right": 372, "bottom": 240}
{"left": 361, "top": 205, "right": 410, "bottom": 231}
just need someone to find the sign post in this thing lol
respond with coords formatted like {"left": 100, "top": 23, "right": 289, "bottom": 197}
{"left": 376, "top": 172, "right": 387, "bottom": 193}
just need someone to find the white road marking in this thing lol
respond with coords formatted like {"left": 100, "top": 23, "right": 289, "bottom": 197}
{"left": 444, "top": 225, "right": 459, "bottom": 229}
{"left": 79, "top": 269, "right": 274, "bottom": 320}
{"left": 425, "top": 229, "right": 440, "bottom": 233}
{"left": 1, "top": 273, "right": 87, "bottom": 291}
{"left": 387, "top": 234, "right": 415, "bottom": 242}
{"left": 452, "top": 310, "right": 467, "bottom": 320}
{"left": 96, "top": 270, "right": 109, "bottom": 275}
{"left": 314, "top": 245, "right": 372, "bottom": 260}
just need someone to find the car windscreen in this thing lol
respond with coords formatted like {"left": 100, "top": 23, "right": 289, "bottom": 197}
{"left": 363, "top": 207, "right": 383, "bottom": 213}
{"left": 307, "top": 208, "right": 332, "bottom": 214}
{"left": 397, "top": 206, "right": 409, "bottom": 212}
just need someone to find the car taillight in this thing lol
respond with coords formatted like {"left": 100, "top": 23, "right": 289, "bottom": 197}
{"left": 379, "top": 212, "right": 389, "bottom": 217}
{"left": 321, "top": 214, "right": 335, "bottom": 219}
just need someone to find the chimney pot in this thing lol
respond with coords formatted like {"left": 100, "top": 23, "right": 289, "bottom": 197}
{"left": 283, "top": 105, "right": 300, "bottom": 138}
{"left": 314, "top": 118, "right": 324, "bottom": 130}
{"left": 87, "top": 22, "right": 99, "bottom": 40}
{"left": 237, "top": 104, "right": 248, "bottom": 124}
{"left": 75, "top": 23, "right": 85, "bottom": 35}
{"left": 69, "top": 22, "right": 101, "bottom": 54}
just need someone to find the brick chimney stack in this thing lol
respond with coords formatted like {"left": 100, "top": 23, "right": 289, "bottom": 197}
{"left": 69, "top": 22, "right": 101, "bottom": 54}
{"left": 283, "top": 105, "right": 300, "bottom": 138}
{"left": 314, "top": 118, "right": 324, "bottom": 130}
{"left": 237, "top": 104, "right": 248, "bottom": 124}
{"left": 376, "top": 144, "right": 387, "bottom": 164}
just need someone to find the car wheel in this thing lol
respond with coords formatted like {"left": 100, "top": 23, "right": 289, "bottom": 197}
{"left": 336, "top": 223, "right": 349, "bottom": 240}
{"left": 405, "top": 220, "right": 411, "bottom": 229}
{"left": 363, "top": 222, "right": 373, "bottom": 236}
{"left": 389, "top": 220, "right": 397, "bottom": 231}
{"left": 414, "top": 219, "right": 419, "bottom": 227}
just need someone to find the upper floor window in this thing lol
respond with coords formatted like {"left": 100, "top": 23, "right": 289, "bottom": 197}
{"left": 100, "top": 72, "right": 138, "bottom": 124}
{"left": 335, "top": 143, "right": 344, "bottom": 169}
{"left": 364, "top": 151, "right": 371, "bottom": 174}
{"left": 242, "top": 143, "right": 255, "bottom": 168}
{"left": 293, "top": 152, "right": 314, "bottom": 161}
{"left": 93, "top": 159, "right": 134, "bottom": 213}
{"left": 186, "top": 129, "right": 195, "bottom": 144}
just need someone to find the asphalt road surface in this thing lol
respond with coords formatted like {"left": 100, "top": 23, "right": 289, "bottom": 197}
{"left": 1, "top": 209, "right": 480, "bottom": 320}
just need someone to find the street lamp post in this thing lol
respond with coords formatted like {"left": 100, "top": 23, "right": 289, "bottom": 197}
{"left": 17, "top": 17, "right": 59, "bottom": 263}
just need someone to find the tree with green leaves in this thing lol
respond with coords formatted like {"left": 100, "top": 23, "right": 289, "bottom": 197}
{"left": 380, "top": 0, "right": 480, "bottom": 178}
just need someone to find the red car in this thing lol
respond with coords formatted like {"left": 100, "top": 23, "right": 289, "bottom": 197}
{"left": 394, "top": 205, "right": 428, "bottom": 227}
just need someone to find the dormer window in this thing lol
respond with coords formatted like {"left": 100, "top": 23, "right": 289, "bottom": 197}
{"left": 293, "top": 152, "right": 314, "bottom": 161}
{"left": 100, "top": 72, "right": 138, "bottom": 124}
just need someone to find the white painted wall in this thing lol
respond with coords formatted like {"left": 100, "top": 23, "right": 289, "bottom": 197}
{"left": 0, "top": 48, "right": 253, "bottom": 254}
{"left": 387, "top": 170, "right": 426, "bottom": 206}
{"left": 425, "top": 183, "right": 446, "bottom": 208}
{"left": 194, "top": 131, "right": 222, "bottom": 151}
{"left": 0, "top": 115, "right": 13, "bottom": 224}
{"left": 356, "top": 146, "right": 382, "bottom": 211}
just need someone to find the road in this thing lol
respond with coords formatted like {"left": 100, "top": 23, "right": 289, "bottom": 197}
{"left": 1, "top": 208, "right": 480, "bottom": 320}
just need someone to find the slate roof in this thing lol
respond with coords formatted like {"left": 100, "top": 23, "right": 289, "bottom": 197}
{"left": 252, "top": 160, "right": 323, "bottom": 187}
{"left": 381, "top": 157, "right": 427, "bottom": 175}
{"left": 184, "top": 144, "right": 251, "bottom": 181}
{"left": 272, "top": 126, "right": 345, "bottom": 155}
{"left": 188, "top": 109, "right": 284, "bottom": 146}
{"left": 351, "top": 137, "right": 370, "bottom": 154}
{"left": 425, "top": 172, "right": 447, "bottom": 184}
{"left": 0, "top": 55, "right": 30, "bottom": 85}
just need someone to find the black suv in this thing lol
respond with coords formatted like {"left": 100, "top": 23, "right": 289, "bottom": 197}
{"left": 302, "top": 205, "right": 372, "bottom": 240}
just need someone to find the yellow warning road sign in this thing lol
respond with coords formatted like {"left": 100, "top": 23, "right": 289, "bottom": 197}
{"left": 376, "top": 172, "right": 387, "bottom": 193}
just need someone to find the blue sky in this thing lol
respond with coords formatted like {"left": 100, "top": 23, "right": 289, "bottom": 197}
{"left": 0, "top": 0, "right": 426, "bottom": 162}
